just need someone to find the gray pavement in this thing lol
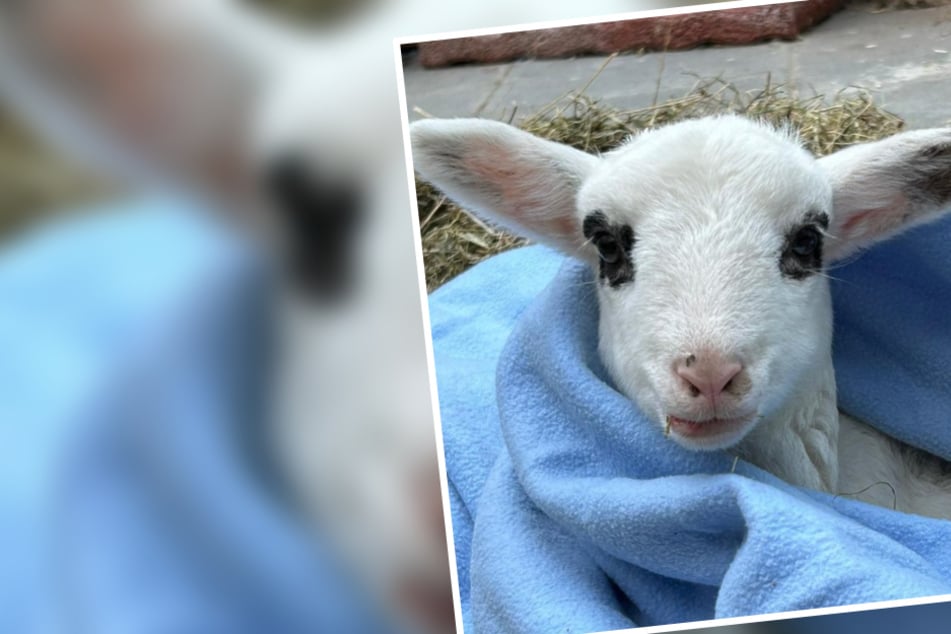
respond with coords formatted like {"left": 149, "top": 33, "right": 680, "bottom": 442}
{"left": 402, "top": 4, "right": 951, "bottom": 129}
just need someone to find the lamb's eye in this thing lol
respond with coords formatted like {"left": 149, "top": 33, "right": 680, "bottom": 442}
{"left": 780, "top": 218, "right": 826, "bottom": 280}
{"left": 582, "top": 211, "right": 636, "bottom": 288}
{"left": 596, "top": 235, "right": 622, "bottom": 264}
{"left": 791, "top": 226, "right": 820, "bottom": 258}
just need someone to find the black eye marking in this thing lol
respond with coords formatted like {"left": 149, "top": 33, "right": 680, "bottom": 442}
{"left": 266, "top": 154, "right": 366, "bottom": 302}
{"left": 780, "top": 211, "right": 828, "bottom": 280}
{"left": 582, "top": 211, "right": 636, "bottom": 288}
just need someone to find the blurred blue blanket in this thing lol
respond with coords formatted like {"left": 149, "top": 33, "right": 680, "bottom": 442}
{"left": 433, "top": 212, "right": 951, "bottom": 634}
{"left": 0, "top": 200, "right": 391, "bottom": 634}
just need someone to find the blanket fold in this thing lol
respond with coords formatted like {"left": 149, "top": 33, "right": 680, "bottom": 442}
{"left": 434, "top": 213, "right": 951, "bottom": 634}
{"left": 0, "top": 199, "right": 391, "bottom": 634}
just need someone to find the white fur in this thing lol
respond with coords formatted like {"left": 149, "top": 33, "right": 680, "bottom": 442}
{"left": 411, "top": 114, "right": 951, "bottom": 519}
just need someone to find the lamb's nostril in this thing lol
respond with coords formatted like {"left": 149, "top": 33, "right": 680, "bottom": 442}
{"left": 676, "top": 354, "right": 744, "bottom": 401}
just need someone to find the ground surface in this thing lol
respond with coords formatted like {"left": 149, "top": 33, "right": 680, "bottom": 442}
{"left": 403, "top": 3, "right": 951, "bottom": 129}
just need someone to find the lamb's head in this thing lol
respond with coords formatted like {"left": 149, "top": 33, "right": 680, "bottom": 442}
{"left": 411, "top": 114, "right": 951, "bottom": 451}
{"left": 574, "top": 117, "right": 835, "bottom": 451}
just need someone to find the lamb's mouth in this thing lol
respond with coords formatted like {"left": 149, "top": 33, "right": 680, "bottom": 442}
{"left": 665, "top": 414, "right": 755, "bottom": 444}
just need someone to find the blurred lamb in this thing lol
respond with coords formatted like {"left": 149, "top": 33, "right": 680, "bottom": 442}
{"left": 411, "top": 114, "right": 951, "bottom": 519}
{"left": 0, "top": 1, "right": 443, "bottom": 631}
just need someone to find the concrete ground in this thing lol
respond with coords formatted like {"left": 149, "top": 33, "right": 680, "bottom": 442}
{"left": 401, "top": 3, "right": 951, "bottom": 129}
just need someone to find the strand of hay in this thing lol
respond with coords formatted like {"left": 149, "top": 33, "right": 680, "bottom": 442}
{"left": 416, "top": 77, "right": 904, "bottom": 291}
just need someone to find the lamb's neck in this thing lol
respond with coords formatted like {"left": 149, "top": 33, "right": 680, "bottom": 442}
{"left": 735, "top": 357, "right": 839, "bottom": 492}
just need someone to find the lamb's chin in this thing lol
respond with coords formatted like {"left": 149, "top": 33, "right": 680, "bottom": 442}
{"left": 663, "top": 413, "right": 759, "bottom": 451}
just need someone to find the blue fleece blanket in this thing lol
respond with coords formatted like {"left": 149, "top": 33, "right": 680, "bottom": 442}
{"left": 0, "top": 199, "right": 392, "bottom": 633}
{"left": 433, "top": 212, "right": 951, "bottom": 634}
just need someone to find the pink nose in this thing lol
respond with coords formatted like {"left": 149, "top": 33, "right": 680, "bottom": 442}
{"left": 676, "top": 354, "right": 743, "bottom": 403}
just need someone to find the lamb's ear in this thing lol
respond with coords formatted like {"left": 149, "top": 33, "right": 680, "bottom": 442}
{"left": 410, "top": 118, "right": 598, "bottom": 258}
{"left": 0, "top": 0, "right": 278, "bottom": 190}
{"left": 820, "top": 128, "right": 951, "bottom": 262}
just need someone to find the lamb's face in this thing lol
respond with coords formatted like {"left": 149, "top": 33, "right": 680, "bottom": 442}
{"left": 579, "top": 118, "right": 835, "bottom": 450}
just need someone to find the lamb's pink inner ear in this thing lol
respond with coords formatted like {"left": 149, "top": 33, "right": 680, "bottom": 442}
{"left": 837, "top": 194, "right": 909, "bottom": 239}
{"left": 827, "top": 198, "right": 906, "bottom": 262}
{"left": 826, "top": 188, "right": 940, "bottom": 262}
{"left": 463, "top": 141, "right": 584, "bottom": 250}
{"left": 411, "top": 118, "right": 599, "bottom": 259}
{"left": 821, "top": 127, "right": 951, "bottom": 262}
{"left": 844, "top": 211, "right": 892, "bottom": 237}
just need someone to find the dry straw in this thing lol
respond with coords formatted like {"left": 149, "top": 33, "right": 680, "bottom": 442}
{"left": 415, "top": 76, "right": 905, "bottom": 291}
{"left": 0, "top": 105, "right": 109, "bottom": 239}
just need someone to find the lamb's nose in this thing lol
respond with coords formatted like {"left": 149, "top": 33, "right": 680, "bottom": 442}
{"left": 676, "top": 353, "right": 743, "bottom": 403}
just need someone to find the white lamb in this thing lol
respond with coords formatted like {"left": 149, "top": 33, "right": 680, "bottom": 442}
{"left": 411, "top": 114, "right": 951, "bottom": 519}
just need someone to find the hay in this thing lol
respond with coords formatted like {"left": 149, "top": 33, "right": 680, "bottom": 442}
{"left": 416, "top": 78, "right": 905, "bottom": 291}
{"left": 0, "top": 105, "right": 109, "bottom": 240}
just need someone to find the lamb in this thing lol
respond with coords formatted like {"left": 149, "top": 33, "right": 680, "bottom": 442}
{"left": 410, "top": 114, "right": 951, "bottom": 519}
